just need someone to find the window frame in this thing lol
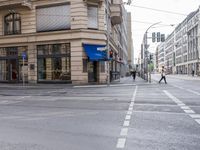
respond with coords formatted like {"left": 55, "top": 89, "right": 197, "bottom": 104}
{"left": 87, "top": 4, "right": 98, "bottom": 29}
{"left": 4, "top": 13, "right": 21, "bottom": 35}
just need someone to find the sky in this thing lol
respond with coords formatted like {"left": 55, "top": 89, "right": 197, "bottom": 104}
{"left": 124, "top": 0, "right": 200, "bottom": 63}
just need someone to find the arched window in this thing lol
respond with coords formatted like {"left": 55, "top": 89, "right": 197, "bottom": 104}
{"left": 4, "top": 13, "right": 21, "bottom": 35}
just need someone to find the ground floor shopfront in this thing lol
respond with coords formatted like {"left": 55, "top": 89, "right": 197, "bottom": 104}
{"left": 175, "top": 61, "right": 200, "bottom": 76}
{"left": 0, "top": 42, "right": 123, "bottom": 84}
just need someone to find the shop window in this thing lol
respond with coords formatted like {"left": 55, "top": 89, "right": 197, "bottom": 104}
{"left": 37, "top": 43, "right": 71, "bottom": 81}
{"left": 88, "top": 5, "right": 98, "bottom": 29}
{"left": 0, "top": 47, "right": 28, "bottom": 82}
{"left": 4, "top": 13, "right": 21, "bottom": 35}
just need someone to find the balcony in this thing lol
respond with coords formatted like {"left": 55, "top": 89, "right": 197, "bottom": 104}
{"left": 0, "top": 0, "right": 32, "bottom": 10}
{"left": 110, "top": 1, "right": 122, "bottom": 25}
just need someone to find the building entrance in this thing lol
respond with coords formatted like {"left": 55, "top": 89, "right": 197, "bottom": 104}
{"left": 88, "top": 61, "right": 97, "bottom": 82}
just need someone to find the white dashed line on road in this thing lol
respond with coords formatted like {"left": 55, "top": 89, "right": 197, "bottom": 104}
{"left": 181, "top": 106, "right": 190, "bottom": 110}
{"left": 171, "top": 85, "right": 200, "bottom": 96}
{"left": 116, "top": 86, "right": 138, "bottom": 149}
{"left": 163, "top": 90, "right": 200, "bottom": 126}
{"left": 123, "top": 120, "right": 130, "bottom": 127}
{"left": 189, "top": 114, "right": 200, "bottom": 119}
{"left": 116, "top": 138, "right": 126, "bottom": 149}
{"left": 125, "top": 115, "right": 131, "bottom": 120}
{"left": 120, "top": 128, "right": 128, "bottom": 136}
{"left": 186, "top": 89, "right": 200, "bottom": 96}
{"left": 183, "top": 109, "right": 195, "bottom": 114}
{"left": 195, "top": 119, "right": 200, "bottom": 125}
{"left": 127, "top": 111, "right": 132, "bottom": 115}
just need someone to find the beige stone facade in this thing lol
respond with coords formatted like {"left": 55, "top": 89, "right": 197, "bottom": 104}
{"left": 0, "top": 0, "right": 127, "bottom": 84}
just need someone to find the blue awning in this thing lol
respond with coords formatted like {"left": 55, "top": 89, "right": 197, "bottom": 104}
{"left": 83, "top": 44, "right": 107, "bottom": 61}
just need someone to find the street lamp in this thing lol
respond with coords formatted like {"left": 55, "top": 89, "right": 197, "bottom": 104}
{"left": 143, "top": 21, "right": 161, "bottom": 82}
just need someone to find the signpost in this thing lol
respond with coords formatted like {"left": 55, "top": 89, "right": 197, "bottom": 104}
{"left": 22, "top": 52, "right": 26, "bottom": 86}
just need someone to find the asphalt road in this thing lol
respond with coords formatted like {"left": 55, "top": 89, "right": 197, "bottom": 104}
{"left": 0, "top": 76, "right": 199, "bottom": 150}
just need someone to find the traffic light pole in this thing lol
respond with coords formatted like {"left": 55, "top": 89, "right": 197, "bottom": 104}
{"left": 143, "top": 22, "right": 161, "bottom": 82}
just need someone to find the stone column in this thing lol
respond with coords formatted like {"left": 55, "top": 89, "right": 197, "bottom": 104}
{"left": 28, "top": 44, "right": 37, "bottom": 83}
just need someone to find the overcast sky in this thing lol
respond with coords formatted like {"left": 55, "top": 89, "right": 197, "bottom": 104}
{"left": 124, "top": 0, "right": 200, "bottom": 62}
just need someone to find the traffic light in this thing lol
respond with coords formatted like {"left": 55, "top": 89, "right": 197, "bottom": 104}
{"left": 152, "top": 32, "right": 156, "bottom": 43}
{"left": 157, "top": 32, "right": 161, "bottom": 42}
{"left": 161, "top": 34, "right": 165, "bottom": 42}
{"left": 109, "top": 51, "right": 113, "bottom": 59}
{"left": 150, "top": 54, "right": 153, "bottom": 60}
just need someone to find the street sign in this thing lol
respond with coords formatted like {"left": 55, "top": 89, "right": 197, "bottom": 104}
{"left": 22, "top": 52, "right": 26, "bottom": 59}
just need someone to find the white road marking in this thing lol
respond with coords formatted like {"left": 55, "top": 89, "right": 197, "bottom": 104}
{"left": 172, "top": 85, "right": 200, "bottom": 96}
{"left": 116, "top": 86, "right": 138, "bottom": 149}
{"left": 130, "top": 102, "right": 134, "bottom": 107}
{"left": 195, "top": 119, "right": 200, "bottom": 125}
{"left": 178, "top": 103, "right": 186, "bottom": 106}
{"left": 181, "top": 106, "right": 190, "bottom": 110}
{"left": 189, "top": 114, "right": 200, "bottom": 119}
{"left": 120, "top": 128, "right": 128, "bottom": 136}
{"left": 116, "top": 138, "right": 126, "bottom": 148}
{"left": 0, "top": 100, "right": 22, "bottom": 105}
{"left": 74, "top": 84, "right": 136, "bottom": 88}
{"left": 125, "top": 115, "right": 131, "bottom": 120}
{"left": 128, "top": 107, "right": 133, "bottom": 111}
{"left": 123, "top": 120, "right": 130, "bottom": 127}
{"left": 184, "top": 109, "right": 195, "bottom": 114}
{"left": 127, "top": 111, "right": 132, "bottom": 115}
{"left": 187, "top": 89, "right": 200, "bottom": 96}
{"left": 163, "top": 90, "right": 200, "bottom": 126}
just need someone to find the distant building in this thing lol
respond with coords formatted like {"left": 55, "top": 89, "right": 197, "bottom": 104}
{"left": 157, "top": 42, "right": 165, "bottom": 72}
{"left": 157, "top": 6, "right": 200, "bottom": 76}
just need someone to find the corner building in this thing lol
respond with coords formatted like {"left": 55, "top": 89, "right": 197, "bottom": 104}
{"left": 0, "top": 0, "right": 127, "bottom": 84}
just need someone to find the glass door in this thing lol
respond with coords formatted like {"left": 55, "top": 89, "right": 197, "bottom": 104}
{"left": 9, "top": 59, "right": 18, "bottom": 82}
{"left": 88, "top": 61, "right": 97, "bottom": 82}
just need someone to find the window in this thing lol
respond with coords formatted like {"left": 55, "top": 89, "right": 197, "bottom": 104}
{"left": 100, "top": 61, "right": 105, "bottom": 73}
{"left": 4, "top": 13, "right": 21, "bottom": 35}
{"left": 36, "top": 4, "right": 70, "bottom": 32}
{"left": 83, "top": 59, "right": 88, "bottom": 73}
{"left": 37, "top": 43, "right": 71, "bottom": 81}
{"left": 88, "top": 5, "right": 98, "bottom": 29}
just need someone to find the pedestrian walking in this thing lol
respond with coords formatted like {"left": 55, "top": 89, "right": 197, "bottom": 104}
{"left": 192, "top": 69, "right": 195, "bottom": 76}
{"left": 159, "top": 66, "right": 167, "bottom": 84}
{"left": 131, "top": 69, "right": 136, "bottom": 81}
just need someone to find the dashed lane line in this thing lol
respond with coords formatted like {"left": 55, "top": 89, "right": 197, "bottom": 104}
{"left": 116, "top": 86, "right": 138, "bottom": 149}
{"left": 163, "top": 90, "right": 200, "bottom": 126}
{"left": 123, "top": 120, "right": 130, "bottom": 127}
{"left": 195, "top": 119, "right": 200, "bottom": 125}
{"left": 116, "top": 138, "right": 126, "bottom": 149}
{"left": 120, "top": 128, "right": 128, "bottom": 136}
{"left": 172, "top": 85, "right": 200, "bottom": 96}
{"left": 189, "top": 114, "right": 200, "bottom": 119}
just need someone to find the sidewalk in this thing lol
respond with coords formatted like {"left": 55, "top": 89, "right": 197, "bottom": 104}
{"left": 74, "top": 76, "right": 147, "bottom": 88}
{"left": 152, "top": 73, "right": 200, "bottom": 81}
